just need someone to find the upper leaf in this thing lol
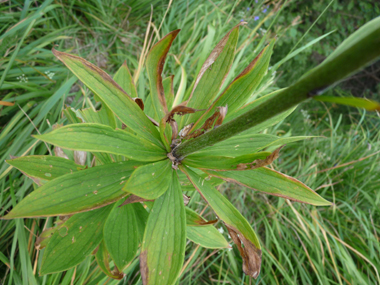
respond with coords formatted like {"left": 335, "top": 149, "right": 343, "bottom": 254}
{"left": 34, "top": 123, "right": 166, "bottom": 162}
{"left": 181, "top": 166, "right": 262, "bottom": 278}
{"left": 204, "top": 167, "right": 331, "bottom": 206}
{"left": 146, "top": 30, "right": 180, "bottom": 119}
{"left": 140, "top": 171, "right": 186, "bottom": 285}
{"left": 52, "top": 49, "right": 162, "bottom": 147}
{"left": 3, "top": 161, "right": 143, "bottom": 218}
{"left": 40, "top": 205, "right": 113, "bottom": 275}
{"left": 114, "top": 61, "right": 138, "bottom": 98}
{"left": 183, "top": 23, "right": 243, "bottom": 126}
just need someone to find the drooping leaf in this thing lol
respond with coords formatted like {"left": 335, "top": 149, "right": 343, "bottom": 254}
{"left": 52, "top": 49, "right": 162, "bottom": 147}
{"left": 104, "top": 199, "right": 148, "bottom": 270}
{"left": 185, "top": 208, "right": 229, "bottom": 249}
{"left": 34, "top": 123, "right": 166, "bottom": 162}
{"left": 191, "top": 133, "right": 309, "bottom": 157}
{"left": 5, "top": 155, "right": 84, "bottom": 181}
{"left": 40, "top": 205, "right": 113, "bottom": 275}
{"left": 204, "top": 167, "right": 331, "bottom": 206}
{"left": 314, "top": 95, "right": 380, "bottom": 111}
{"left": 191, "top": 40, "right": 275, "bottom": 131}
{"left": 146, "top": 30, "right": 180, "bottom": 119}
{"left": 123, "top": 160, "right": 172, "bottom": 200}
{"left": 113, "top": 61, "right": 138, "bottom": 98}
{"left": 181, "top": 166, "right": 262, "bottom": 278}
{"left": 3, "top": 161, "right": 144, "bottom": 219}
{"left": 140, "top": 172, "right": 186, "bottom": 285}
{"left": 183, "top": 23, "right": 243, "bottom": 126}
{"left": 183, "top": 152, "right": 271, "bottom": 171}
{"left": 95, "top": 241, "right": 124, "bottom": 279}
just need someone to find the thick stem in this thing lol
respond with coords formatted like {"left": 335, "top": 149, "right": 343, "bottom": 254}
{"left": 173, "top": 19, "right": 380, "bottom": 158}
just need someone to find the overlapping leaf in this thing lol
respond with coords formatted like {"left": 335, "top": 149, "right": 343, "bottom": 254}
{"left": 3, "top": 161, "right": 144, "bottom": 218}
{"left": 40, "top": 205, "right": 113, "bottom": 275}
{"left": 140, "top": 172, "right": 186, "bottom": 285}
{"left": 204, "top": 167, "right": 331, "bottom": 206}
{"left": 52, "top": 49, "right": 162, "bottom": 147}
{"left": 35, "top": 123, "right": 166, "bottom": 162}
{"left": 95, "top": 241, "right": 124, "bottom": 279}
{"left": 182, "top": 167, "right": 262, "bottom": 278}
{"left": 123, "top": 160, "right": 172, "bottom": 199}
{"left": 104, "top": 200, "right": 148, "bottom": 270}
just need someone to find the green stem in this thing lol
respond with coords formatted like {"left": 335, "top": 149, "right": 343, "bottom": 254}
{"left": 173, "top": 17, "right": 380, "bottom": 159}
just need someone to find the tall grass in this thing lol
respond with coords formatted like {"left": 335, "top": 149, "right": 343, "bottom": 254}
{"left": 1, "top": 0, "right": 379, "bottom": 284}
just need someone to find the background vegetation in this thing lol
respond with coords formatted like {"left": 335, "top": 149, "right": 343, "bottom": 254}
{"left": 1, "top": 0, "right": 379, "bottom": 284}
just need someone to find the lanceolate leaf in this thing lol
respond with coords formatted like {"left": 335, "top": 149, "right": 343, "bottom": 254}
{"left": 204, "top": 167, "right": 331, "bottom": 206}
{"left": 181, "top": 167, "right": 262, "bottom": 278}
{"left": 104, "top": 200, "right": 148, "bottom": 270}
{"left": 183, "top": 23, "right": 243, "bottom": 126}
{"left": 191, "top": 134, "right": 309, "bottom": 157}
{"left": 3, "top": 161, "right": 144, "bottom": 219}
{"left": 191, "top": 40, "right": 275, "bottom": 131}
{"left": 163, "top": 76, "right": 175, "bottom": 111}
{"left": 52, "top": 49, "right": 162, "bottom": 147}
{"left": 146, "top": 30, "right": 180, "bottom": 119}
{"left": 6, "top": 155, "right": 84, "bottom": 180}
{"left": 95, "top": 241, "right": 124, "bottom": 279}
{"left": 140, "top": 172, "right": 186, "bottom": 285}
{"left": 123, "top": 160, "right": 172, "bottom": 200}
{"left": 314, "top": 95, "right": 380, "bottom": 111}
{"left": 114, "top": 61, "right": 138, "bottom": 98}
{"left": 186, "top": 208, "right": 229, "bottom": 249}
{"left": 34, "top": 123, "right": 166, "bottom": 162}
{"left": 40, "top": 205, "right": 113, "bottom": 275}
{"left": 183, "top": 152, "right": 271, "bottom": 171}
{"left": 187, "top": 226, "right": 230, "bottom": 249}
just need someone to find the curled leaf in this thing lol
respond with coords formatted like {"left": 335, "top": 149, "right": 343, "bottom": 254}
{"left": 236, "top": 145, "right": 284, "bottom": 170}
{"left": 166, "top": 103, "right": 203, "bottom": 122}
{"left": 179, "top": 123, "right": 194, "bottom": 138}
{"left": 227, "top": 226, "right": 262, "bottom": 278}
{"left": 186, "top": 105, "right": 228, "bottom": 139}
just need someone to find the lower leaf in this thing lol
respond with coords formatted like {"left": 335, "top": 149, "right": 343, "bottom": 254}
{"left": 140, "top": 171, "right": 186, "bottom": 285}
{"left": 40, "top": 205, "right": 113, "bottom": 275}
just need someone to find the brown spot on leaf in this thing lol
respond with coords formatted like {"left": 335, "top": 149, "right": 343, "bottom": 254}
{"left": 133, "top": 97, "right": 145, "bottom": 111}
{"left": 140, "top": 250, "right": 148, "bottom": 285}
{"left": 227, "top": 226, "right": 262, "bottom": 278}
{"left": 118, "top": 195, "right": 154, "bottom": 207}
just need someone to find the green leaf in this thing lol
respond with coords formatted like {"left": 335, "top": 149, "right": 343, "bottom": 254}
{"left": 3, "top": 161, "right": 144, "bottom": 218}
{"left": 204, "top": 167, "right": 331, "bottom": 206}
{"left": 191, "top": 134, "right": 309, "bottom": 157}
{"left": 314, "top": 95, "right": 380, "bottom": 111}
{"left": 6, "top": 155, "right": 84, "bottom": 180}
{"left": 146, "top": 30, "right": 180, "bottom": 119}
{"left": 95, "top": 241, "right": 124, "bottom": 279}
{"left": 181, "top": 166, "right": 262, "bottom": 278}
{"left": 40, "top": 205, "right": 113, "bottom": 275}
{"left": 52, "top": 49, "right": 162, "bottom": 147}
{"left": 183, "top": 23, "right": 242, "bottom": 126}
{"left": 103, "top": 200, "right": 148, "bottom": 270}
{"left": 163, "top": 76, "right": 175, "bottom": 111}
{"left": 191, "top": 40, "right": 275, "bottom": 131}
{"left": 34, "top": 123, "right": 166, "bottom": 162}
{"left": 113, "top": 61, "right": 138, "bottom": 98}
{"left": 123, "top": 159, "right": 172, "bottom": 200}
{"left": 140, "top": 171, "right": 186, "bottom": 285}
{"left": 187, "top": 226, "right": 230, "bottom": 249}
{"left": 183, "top": 152, "right": 271, "bottom": 171}
{"left": 186, "top": 208, "right": 229, "bottom": 249}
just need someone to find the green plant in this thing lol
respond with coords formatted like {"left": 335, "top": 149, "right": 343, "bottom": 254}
{"left": 2, "top": 15, "right": 380, "bottom": 285}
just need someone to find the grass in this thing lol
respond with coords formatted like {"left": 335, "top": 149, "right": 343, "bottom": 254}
{"left": 1, "top": 0, "right": 379, "bottom": 284}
